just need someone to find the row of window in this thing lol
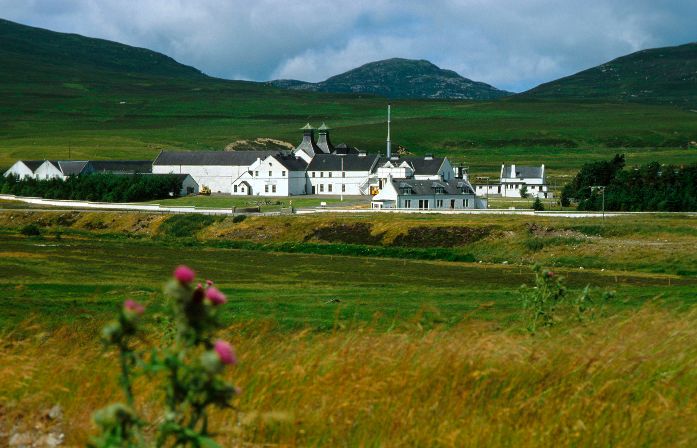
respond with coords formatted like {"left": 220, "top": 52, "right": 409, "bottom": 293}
{"left": 316, "top": 184, "right": 347, "bottom": 193}
{"left": 311, "top": 172, "right": 346, "bottom": 178}
{"left": 250, "top": 171, "right": 286, "bottom": 177}
{"left": 403, "top": 199, "right": 470, "bottom": 209}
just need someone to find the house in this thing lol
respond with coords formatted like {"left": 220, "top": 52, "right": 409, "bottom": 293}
{"left": 371, "top": 177, "right": 486, "bottom": 210}
{"left": 3, "top": 160, "right": 44, "bottom": 180}
{"left": 152, "top": 150, "right": 281, "bottom": 194}
{"left": 231, "top": 153, "right": 308, "bottom": 196}
{"left": 306, "top": 152, "right": 381, "bottom": 195}
{"left": 33, "top": 160, "right": 91, "bottom": 180}
{"left": 474, "top": 163, "right": 551, "bottom": 198}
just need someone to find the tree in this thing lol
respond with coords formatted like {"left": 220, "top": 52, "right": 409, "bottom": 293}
{"left": 532, "top": 197, "right": 545, "bottom": 211}
{"left": 520, "top": 184, "right": 529, "bottom": 198}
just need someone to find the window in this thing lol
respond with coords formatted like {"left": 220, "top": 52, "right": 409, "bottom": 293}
{"left": 342, "top": 172, "right": 346, "bottom": 178}
{"left": 436, "top": 199, "right": 443, "bottom": 208}
{"left": 342, "top": 184, "right": 346, "bottom": 193}
{"left": 450, "top": 199, "right": 456, "bottom": 209}
{"left": 320, "top": 172, "right": 324, "bottom": 178}
{"left": 282, "top": 171, "right": 286, "bottom": 177}
{"left": 265, "top": 185, "right": 269, "bottom": 193}
{"left": 269, "top": 171, "right": 272, "bottom": 177}
{"left": 400, "top": 188, "right": 412, "bottom": 195}
{"left": 272, "top": 185, "right": 277, "bottom": 193}
{"left": 418, "top": 199, "right": 429, "bottom": 209}
{"left": 435, "top": 187, "right": 445, "bottom": 194}
{"left": 328, "top": 184, "right": 333, "bottom": 192}
{"left": 234, "top": 185, "right": 238, "bottom": 193}
{"left": 404, "top": 199, "right": 411, "bottom": 208}
{"left": 255, "top": 171, "right": 259, "bottom": 177}
{"left": 312, "top": 172, "right": 316, "bottom": 178}
{"left": 464, "top": 199, "right": 470, "bottom": 208}
{"left": 320, "top": 184, "right": 324, "bottom": 192}
{"left": 329, "top": 172, "right": 332, "bottom": 178}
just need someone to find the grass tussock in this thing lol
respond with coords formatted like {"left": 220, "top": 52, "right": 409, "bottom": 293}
{"left": 2, "top": 306, "right": 697, "bottom": 446}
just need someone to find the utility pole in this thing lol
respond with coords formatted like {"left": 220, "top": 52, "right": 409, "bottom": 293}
{"left": 340, "top": 157, "right": 344, "bottom": 202}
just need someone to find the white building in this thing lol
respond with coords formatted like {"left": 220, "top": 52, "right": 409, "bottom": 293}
{"left": 34, "top": 160, "right": 90, "bottom": 180}
{"left": 306, "top": 153, "right": 380, "bottom": 195}
{"left": 231, "top": 153, "right": 308, "bottom": 196}
{"left": 3, "top": 160, "right": 44, "bottom": 180}
{"left": 474, "top": 164, "right": 551, "bottom": 198}
{"left": 371, "top": 177, "right": 486, "bottom": 210}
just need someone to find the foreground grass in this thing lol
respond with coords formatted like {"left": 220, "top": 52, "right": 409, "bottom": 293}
{"left": 2, "top": 306, "right": 697, "bottom": 446}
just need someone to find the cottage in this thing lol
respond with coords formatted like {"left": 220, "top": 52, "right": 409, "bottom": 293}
{"left": 232, "top": 153, "right": 308, "bottom": 196}
{"left": 371, "top": 177, "right": 486, "bottom": 210}
{"left": 474, "top": 163, "right": 551, "bottom": 198}
{"left": 33, "top": 160, "right": 90, "bottom": 180}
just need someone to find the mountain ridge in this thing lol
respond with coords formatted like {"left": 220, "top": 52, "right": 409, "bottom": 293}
{"left": 268, "top": 58, "right": 512, "bottom": 100}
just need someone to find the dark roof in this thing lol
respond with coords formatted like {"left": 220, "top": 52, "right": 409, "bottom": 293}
{"left": 333, "top": 143, "right": 360, "bottom": 155}
{"left": 89, "top": 160, "right": 152, "bottom": 173}
{"left": 385, "top": 156, "right": 445, "bottom": 175}
{"left": 503, "top": 165, "right": 543, "bottom": 178}
{"left": 57, "top": 161, "right": 90, "bottom": 176}
{"left": 19, "top": 160, "right": 44, "bottom": 171}
{"left": 395, "top": 178, "right": 474, "bottom": 195}
{"left": 307, "top": 154, "right": 379, "bottom": 172}
{"left": 316, "top": 131, "right": 335, "bottom": 154}
{"left": 153, "top": 150, "right": 280, "bottom": 166}
{"left": 271, "top": 154, "right": 308, "bottom": 171}
{"left": 295, "top": 131, "right": 324, "bottom": 156}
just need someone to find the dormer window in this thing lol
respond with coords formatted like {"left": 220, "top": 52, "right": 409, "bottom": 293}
{"left": 434, "top": 187, "right": 445, "bottom": 194}
{"left": 400, "top": 188, "right": 413, "bottom": 195}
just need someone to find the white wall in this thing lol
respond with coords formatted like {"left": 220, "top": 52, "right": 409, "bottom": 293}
{"left": 34, "top": 162, "right": 64, "bottom": 180}
{"left": 153, "top": 164, "right": 250, "bottom": 194}
{"left": 307, "top": 170, "right": 372, "bottom": 195}
{"left": 3, "top": 162, "right": 34, "bottom": 180}
{"left": 397, "top": 194, "right": 478, "bottom": 209}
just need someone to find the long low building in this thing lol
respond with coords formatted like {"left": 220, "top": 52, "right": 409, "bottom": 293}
{"left": 371, "top": 177, "right": 486, "bottom": 210}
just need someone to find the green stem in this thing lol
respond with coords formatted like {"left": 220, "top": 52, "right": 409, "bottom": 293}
{"left": 119, "top": 344, "right": 134, "bottom": 407}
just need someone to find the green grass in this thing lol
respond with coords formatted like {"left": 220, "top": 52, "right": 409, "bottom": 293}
{"left": 147, "top": 195, "right": 349, "bottom": 211}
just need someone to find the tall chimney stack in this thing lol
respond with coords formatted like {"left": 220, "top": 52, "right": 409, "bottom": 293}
{"left": 386, "top": 104, "right": 391, "bottom": 159}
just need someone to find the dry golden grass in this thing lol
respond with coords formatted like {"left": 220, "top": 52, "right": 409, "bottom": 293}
{"left": 2, "top": 306, "right": 697, "bottom": 447}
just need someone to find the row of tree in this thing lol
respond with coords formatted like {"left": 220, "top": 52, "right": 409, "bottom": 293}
{"left": 0, "top": 173, "right": 184, "bottom": 202}
{"left": 561, "top": 154, "right": 697, "bottom": 211}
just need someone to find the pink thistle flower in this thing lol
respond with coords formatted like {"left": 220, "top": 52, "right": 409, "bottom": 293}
{"left": 174, "top": 265, "right": 195, "bottom": 284}
{"left": 206, "top": 279, "right": 214, "bottom": 287}
{"left": 206, "top": 287, "right": 227, "bottom": 305}
{"left": 546, "top": 271, "right": 555, "bottom": 278}
{"left": 123, "top": 299, "right": 145, "bottom": 315}
{"left": 214, "top": 340, "right": 237, "bottom": 365}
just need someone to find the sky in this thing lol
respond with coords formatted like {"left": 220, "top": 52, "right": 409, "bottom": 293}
{"left": 2, "top": 0, "right": 696, "bottom": 92}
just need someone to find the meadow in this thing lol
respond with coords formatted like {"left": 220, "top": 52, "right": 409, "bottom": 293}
{"left": 1, "top": 210, "right": 697, "bottom": 446}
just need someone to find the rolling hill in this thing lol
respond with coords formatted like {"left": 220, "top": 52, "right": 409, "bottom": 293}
{"left": 521, "top": 43, "right": 697, "bottom": 106}
{"left": 0, "top": 18, "right": 696, "bottom": 174}
{"left": 269, "top": 58, "right": 512, "bottom": 100}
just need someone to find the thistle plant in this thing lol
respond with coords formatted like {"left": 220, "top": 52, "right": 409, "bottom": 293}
{"left": 90, "top": 266, "right": 239, "bottom": 448}
{"left": 519, "top": 264, "right": 566, "bottom": 333}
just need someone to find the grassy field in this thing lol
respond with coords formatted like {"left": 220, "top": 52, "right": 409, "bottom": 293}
{"left": 2, "top": 210, "right": 697, "bottom": 445}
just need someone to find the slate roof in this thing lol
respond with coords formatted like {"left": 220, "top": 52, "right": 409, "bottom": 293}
{"left": 20, "top": 160, "right": 45, "bottom": 171}
{"left": 153, "top": 150, "right": 280, "bottom": 166}
{"left": 272, "top": 154, "right": 309, "bottom": 171}
{"left": 333, "top": 143, "right": 360, "bottom": 155}
{"left": 386, "top": 156, "right": 445, "bottom": 175}
{"left": 57, "top": 161, "right": 90, "bottom": 176}
{"left": 89, "top": 160, "right": 152, "bottom": 173}
{"left": 316, "top": 127, "right": 335, "bottom": 154}
{"left": 395, "top": 178, "right": 475, "bottom": 195}
{"left": 307, "top": 154, "right": 379, "bottom": 172}
{"left": 295, "top": 130, "right": 324, "bottom": 156}
{"left": 502, "top": 165, "right": 543, "bottom": 179}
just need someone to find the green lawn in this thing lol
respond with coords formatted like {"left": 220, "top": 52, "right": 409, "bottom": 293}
{"left": 147, "top": 195, "right": 353, "bottom": 211}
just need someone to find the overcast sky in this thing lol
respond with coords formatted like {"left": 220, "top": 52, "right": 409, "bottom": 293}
{"left": 2, "top": 0, "right": 696, "bottom": 92}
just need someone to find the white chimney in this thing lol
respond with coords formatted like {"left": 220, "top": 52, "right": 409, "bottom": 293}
{"left": 386, "top": 104, "right": 391, "bottom": 159}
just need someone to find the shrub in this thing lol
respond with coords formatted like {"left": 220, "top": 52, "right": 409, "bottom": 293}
{"left": 232, "top": 214, "right": 247, "bottom": 223}
{"left": 20, "top": 223, "right": 41, "bottom": 236}
{"left": 90, "top": 266, "right": 239, "bottom": 447}
{"left": 159, "top": 214, "right": 217, "bottom": 238}
{"left": 524, "top": 238, "right": 545, "bottom": 252}
{"left": 532, "top": 197, "right": 545, "bottom": 211}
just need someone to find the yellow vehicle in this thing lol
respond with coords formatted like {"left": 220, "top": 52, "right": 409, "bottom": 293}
{"left": 199, "top": 185, "right": 211, "bottom": 196}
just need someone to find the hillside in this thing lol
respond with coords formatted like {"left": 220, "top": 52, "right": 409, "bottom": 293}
{"left": 0, "top": 18, "right": 205, "bottom": 82}
{"left": 269, "top": 58, "right": 512, "bottom": 100}
{"left": 0, "top": 18, "right": 696, "bottom": 173}
{"left": 521, "top": 43, "right": 697, "bottom": 106}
